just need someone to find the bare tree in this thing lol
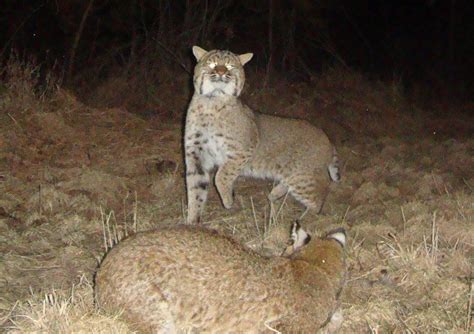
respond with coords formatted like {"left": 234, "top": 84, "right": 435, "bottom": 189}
{"left": 264, "top": 0, "right": 274, "bottom": 87}
{"left": 67, "top": 0, "right": 94, "bottom": 82}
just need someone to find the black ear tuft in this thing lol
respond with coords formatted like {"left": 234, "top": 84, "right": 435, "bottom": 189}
{"left": 290, "top": 220, "right": 311, "bottom": 250}
{"left": 325, "top": 227, "right": 346, "bottom": 248}
{"left": 289, "top": 220, "right": 302, "bottom": 244}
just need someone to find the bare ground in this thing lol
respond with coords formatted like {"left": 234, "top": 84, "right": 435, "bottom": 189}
{"left": 0, "top": 64, "right": 473, "bottom": 333}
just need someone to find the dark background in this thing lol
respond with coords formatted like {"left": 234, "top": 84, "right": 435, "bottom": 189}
{"left": 1, "top": 0, "right": 473, "bottom": 104}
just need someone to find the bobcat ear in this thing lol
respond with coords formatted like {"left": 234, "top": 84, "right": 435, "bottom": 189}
{"left": 290, "top": 220, "right": 311, "bottom": 251}
{"left": 325, "top": 227, "right": 346, "bottom": 248}
{"left": 238, "top": 53, "right": 253, "bottom": 66}
{"left": 192, "top": 46, "right": 208, "bottom": 61}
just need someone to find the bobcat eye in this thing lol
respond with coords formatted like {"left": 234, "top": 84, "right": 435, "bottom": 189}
{"left": 208, "top": 62, "right": 217, "bottom": 69}
{"left": 225, "top": 64, "right": 234, "bottom": 70}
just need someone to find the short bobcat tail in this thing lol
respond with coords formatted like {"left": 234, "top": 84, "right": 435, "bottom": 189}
{"left": 328, "top": 147, "right": 341, "bottom": 182}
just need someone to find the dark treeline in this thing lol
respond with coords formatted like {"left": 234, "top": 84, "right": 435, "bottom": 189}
{"left": 1, "top": 0, "right": 473, "bottom": 101}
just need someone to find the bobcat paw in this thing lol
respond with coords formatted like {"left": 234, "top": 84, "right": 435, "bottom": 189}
{"left": 186, "top": 214, "right": 201, "bottom": 225}
{"left": 222, "top": 195, "right": 234, "bottom": 209}
{"left": 216, "top": 177, "right": 234, "bottom": 209}
{"left": 221, "top": 189, "right": 235, "bottom": 209}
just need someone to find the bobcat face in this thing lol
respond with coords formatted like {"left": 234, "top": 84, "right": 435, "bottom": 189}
{"left": 192, "top": 46, "right": 253, "bottom": 97}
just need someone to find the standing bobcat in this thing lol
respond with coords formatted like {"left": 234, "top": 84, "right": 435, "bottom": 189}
{"left": 95, "top": 222, "right": 347, "bottom": 333}
{"left": 185, "top": 46, "right": 340, "bottom": 224}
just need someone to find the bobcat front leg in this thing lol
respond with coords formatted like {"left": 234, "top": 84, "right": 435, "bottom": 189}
{"left": 185, "top": 150, "right": 210, "bottom": 224}
{"left": 215, "top": 154, "right": 250, "bottom": 209}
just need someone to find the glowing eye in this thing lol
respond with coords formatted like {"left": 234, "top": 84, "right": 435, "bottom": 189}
{"left": 209, "top": 62, "right": 216, "bottom": 69}
{"left": 225, "top": 64, "right": 233, "bottom": 70}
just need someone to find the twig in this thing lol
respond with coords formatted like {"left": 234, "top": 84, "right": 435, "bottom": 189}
{"left": 463, "top": 178, "right": 473, "bottom": 192}
{"left": 153, "top": 38, "right": 192, "bottom": 75}
{"left": 431, "top": 211, "right": 438, "bottom": 261}
{"left": 250, "top": 197, "right": 261, "bottom": 240}
{"left": 431, "top": 173, "right": 444, "bottom": 195}
{"left": 367, "top": 321, "right": 379, "bottom": 334}
{"left": 275, "top": 190, "right": 290, "bottom": 223}
{"left": 341, "top": 4, "right": 374, "bottom": 58}
{"left": 38, "top": 184, "right": 42, "bottom": 216}
{"left": 454, "top": 197, "right": 467, "bottom": 221}
{"left": 264, "top": 320, "right": 281, "bottom": 334}
{"left": 341, "top": 205, "right": 351, "bottom": 224}
{"left": 0, "top": 4, "right": 45, "bottom": 59}
{"left": 100, "top": 207, "right": 107, "bottom": 252}
{"left": 7, "top": 113, "right": 23, "bottom": 131}
{"left": 0, "top": 300, "right": 19, "bottom": 327}
{"left": 67, "top": 0, "right": 95, "bottom": 82}
{"left": 133, "top": 191, "right": 138, "bottom": 233}
{"left": 400, "top": 206, "right": 407, "bottom": 235}
{"left": 264, "top": 0, "right": 274, "bottom": 87}
{"left": 199, "top": 0, "right": 209, "bottom": 42}
{"left": 467, "top": 278, "right": 473, "bottom": 333}
{"left": 350, "top": 149, "right": 369, "bottom": 158}
{"left": 181, "top": 197, "right": 187, "bottom": 224}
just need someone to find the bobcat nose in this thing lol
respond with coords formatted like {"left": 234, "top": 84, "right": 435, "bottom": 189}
{"left": 214, "top": 65, "right": 227, "bottom": 76}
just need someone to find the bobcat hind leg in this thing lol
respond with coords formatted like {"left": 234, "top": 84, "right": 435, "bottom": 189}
{"left": 268, "top": 182, "right": 288, "bottom": 203}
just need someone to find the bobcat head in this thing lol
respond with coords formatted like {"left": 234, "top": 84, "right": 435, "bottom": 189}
{"left": 192, "top": 46, "right": 253, "bottom": 97}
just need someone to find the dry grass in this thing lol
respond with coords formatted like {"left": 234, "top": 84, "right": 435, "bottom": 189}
{"left": 0, "top": 58, "right": 473, "bottom": 332}
{"left": 3, "top": 275, "right": 132, "bottom": 333}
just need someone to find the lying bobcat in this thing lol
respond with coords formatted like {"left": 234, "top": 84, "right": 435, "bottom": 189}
{"left": 95, "top": 222, "right": 347, "bottom": 333}
{"left": 185, "top": 46, "right": 340, "bottom": 224}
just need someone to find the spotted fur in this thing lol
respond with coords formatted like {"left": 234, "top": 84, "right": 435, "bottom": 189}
{"left": 185, "top": 46, "right": 341, "bottom": 224}
{"left": 95, "top": 223, "right": 347, "bottom": 333}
